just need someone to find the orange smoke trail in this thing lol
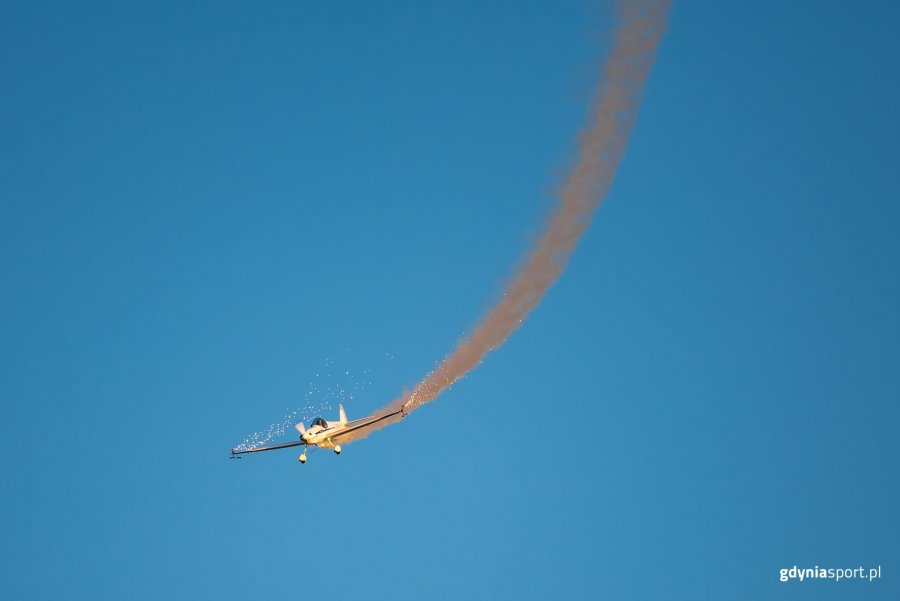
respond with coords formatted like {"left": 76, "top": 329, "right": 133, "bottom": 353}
{"left": 336, "top": 0, "right": 670, "bottom": 443}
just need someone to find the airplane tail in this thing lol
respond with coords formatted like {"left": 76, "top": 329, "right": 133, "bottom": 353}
{"left": 338, "top": 404, "right": 348, "bottom": 425}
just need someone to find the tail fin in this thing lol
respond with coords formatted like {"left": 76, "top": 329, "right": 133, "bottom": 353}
{"left": 338, "top": 404, "right": 348, "bottom": 425}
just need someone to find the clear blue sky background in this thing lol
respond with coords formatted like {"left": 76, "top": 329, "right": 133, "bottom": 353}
{"left": 2, "top": 1, "right": 898, "bottom": 599}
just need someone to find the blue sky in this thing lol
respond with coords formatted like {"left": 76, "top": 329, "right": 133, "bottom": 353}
{"left": 2, "top": 0, "right": 898, "bottom": 599}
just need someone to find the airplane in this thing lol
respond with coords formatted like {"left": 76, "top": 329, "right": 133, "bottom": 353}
{"left": 230, "top": 404, "right": 407, "bottom": 464}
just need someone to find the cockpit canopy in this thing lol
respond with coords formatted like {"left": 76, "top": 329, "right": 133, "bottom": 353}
{"left": 310, "top": 417, "right": 328, "bottom": 428}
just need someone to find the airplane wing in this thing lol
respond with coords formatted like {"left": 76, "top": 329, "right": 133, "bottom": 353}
{"left": 230, "top": 407, "right": 407, "bottom": 456}
{"left": 231, "top": 440, "right": 305, "bottom": 456}
{"left": 330, "top": 407, "right": 406, "bottom": 439}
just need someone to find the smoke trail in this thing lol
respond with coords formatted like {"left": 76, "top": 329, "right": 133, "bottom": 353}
{"left": 334, "top": 0, "right": 670, "bottom": 443}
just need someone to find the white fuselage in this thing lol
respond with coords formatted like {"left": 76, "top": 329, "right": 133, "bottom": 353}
{"left": 301, "top": 422, "right": 341, "bottom": 448}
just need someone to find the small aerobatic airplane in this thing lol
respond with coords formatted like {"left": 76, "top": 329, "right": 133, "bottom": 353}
{"left": 230, "top": 404, "right": 406, "bottom": 464}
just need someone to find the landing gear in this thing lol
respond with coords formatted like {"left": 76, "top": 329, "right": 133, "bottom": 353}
{"left": 334, "top": 445, "right": 341, "bottom": 455}
{"left": 298, "top": 450, "right": 307, "bottom": 464}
